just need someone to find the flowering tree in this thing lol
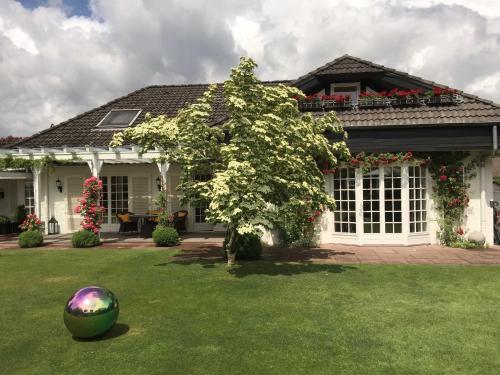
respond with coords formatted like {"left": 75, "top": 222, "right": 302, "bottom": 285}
{"left": 74, "top": 177, "right": 105, "bottom": 234}
{"left": 111, "top": 57, "right": 350, "bottom": 264}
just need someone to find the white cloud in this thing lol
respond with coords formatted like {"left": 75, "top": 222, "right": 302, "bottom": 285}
{"left": 1, "top": 26, "right": 39, "bottom": 54}
{"left": 1, "top": 0, "right": 500, "bottom": 137}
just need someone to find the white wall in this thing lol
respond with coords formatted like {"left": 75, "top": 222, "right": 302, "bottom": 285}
{"left": 319, "top": 154, "right": 495, "bottom": 246}
{"left": 0, "top": 180, "right": 22, "bottom": 217}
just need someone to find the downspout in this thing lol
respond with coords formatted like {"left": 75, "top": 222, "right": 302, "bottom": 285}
{"left": 480, "top": 159, "right": 486, "bottom": 236}
{"left": 493, "top": 125, "right": 498, "bottom": 152}
{"left": 45, "top": 167, "right": 50, "bottom": 235}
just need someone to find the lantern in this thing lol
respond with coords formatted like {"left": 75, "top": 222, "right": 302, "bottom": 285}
{"left": 156, "top": 176, "right": 162, "bottom": 191}
{"left": 56, "top": 178, "right": 63, "bottom": 193}
{"left": 48, "top": 216, "right": 59, "bottom": 235}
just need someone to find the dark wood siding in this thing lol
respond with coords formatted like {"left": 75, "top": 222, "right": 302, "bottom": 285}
{"left": 331, "top": 125, "right": 496, "bottom": 153}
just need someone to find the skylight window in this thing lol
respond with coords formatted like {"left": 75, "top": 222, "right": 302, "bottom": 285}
{"left": 97, "top": 109, "right": 141, "bottom": 129}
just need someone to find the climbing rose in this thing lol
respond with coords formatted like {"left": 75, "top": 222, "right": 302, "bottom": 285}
{"left": 439, "top": 175, "right": 448, "bottom": 181}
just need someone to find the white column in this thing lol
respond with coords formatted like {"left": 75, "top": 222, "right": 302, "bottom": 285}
{"left": 480, "top": 159, "right": 489, "bottom": 240}
{"left": 401, "top": 165, "right": 410, "bottom": 245}
{"left": 32, "top": 167, "right": 42, "bottom": 219}
{"left": 355, "top": 168, "right": 363, "bottom": 245}
{"left": 156, "top": 162, "right": 170, "bottom": 210}
{"left": 86, "top": 153, "right": 104, "bottom": 177}
{"left": 45, "top": 167, "right": 50, "bottom": 234}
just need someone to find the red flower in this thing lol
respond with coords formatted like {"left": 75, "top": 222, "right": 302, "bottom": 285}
{"left": 456, "top": 228, "right": 464, "bottom": 235}
{"left": 439, "top": 175, "right": 448, "bottom": 182}
{"left": 306, "top": 217, "right": 315, "bottom": 223}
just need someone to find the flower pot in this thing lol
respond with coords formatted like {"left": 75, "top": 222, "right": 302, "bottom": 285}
{"left": 358, "top": 97, "right": 388, "bottom": 108}
{"left": 299, "top": 102, "right": 322, "bottom": 111}
{"left": 0, "top": 222, "right": 10, "bottom": 234}
{"left": 427, "top": 93, "right": 462, "bottom": 105}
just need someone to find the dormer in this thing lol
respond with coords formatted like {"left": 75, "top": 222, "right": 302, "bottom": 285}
{"left": 293, "top": 54, "right": 463, "bottom": 111}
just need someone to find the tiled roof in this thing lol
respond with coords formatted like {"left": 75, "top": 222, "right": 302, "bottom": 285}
{"left": 12, "top": 55, "right": 500, "bottom": 148}
{"left": 294, "top": 55, "right": 384, "bottom": 82}
{"left": 334, "top": 98, "right": 500, "bottom": 127}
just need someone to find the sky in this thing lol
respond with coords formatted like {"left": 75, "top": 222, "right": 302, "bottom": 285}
{"left": 1, "top": 0, "right": 500, "bottom": 137}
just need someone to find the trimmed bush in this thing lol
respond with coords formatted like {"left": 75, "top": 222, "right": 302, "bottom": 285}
{"left": 223, "top": 233, "right": 262, "bottom": 260}
{"left": 152, "top": 225, "right": 180, "bottom": 247}
{"left": 72, "top": 230, "right": 100, "bottom": 248}
{"left": 18, "top": 230, "right": 43, "bottom": 248}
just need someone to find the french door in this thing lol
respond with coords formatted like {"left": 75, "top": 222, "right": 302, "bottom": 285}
{"left": 361, "top": 166, "right": 405, "bottom": 243}
{"left": 330, "top": 165, "right": 428, "bottom": 245}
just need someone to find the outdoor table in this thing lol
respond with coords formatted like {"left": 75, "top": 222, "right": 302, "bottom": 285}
{"left": 129, "top": 214, "right": 159, "bottom": 235}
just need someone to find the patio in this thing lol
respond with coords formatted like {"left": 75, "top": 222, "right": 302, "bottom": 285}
{"left": 0, "top": 231, "right": 225, "bottom": 250}
{"left": 2, "top": 232, "right": 500, "bottom": 264}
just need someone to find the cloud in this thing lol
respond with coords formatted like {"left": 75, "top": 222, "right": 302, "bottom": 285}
{"left": 1, "top": 0, "right": 500, "bottom": 137}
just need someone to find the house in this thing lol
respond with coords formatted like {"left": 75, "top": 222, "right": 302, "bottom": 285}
{"left": 1, "top": 55, "right": 499, "bottom": 245}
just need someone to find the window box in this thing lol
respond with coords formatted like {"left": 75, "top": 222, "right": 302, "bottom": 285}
{"left": 323, "top": 97, "right": 353, "bottom": 110}
{"left": 298, "top": 100, "right": 323, "bottom": 111}
{"left": 358, "top": 96, "right": 389, "bottom": 108}
{"left": 389, "top": 96, "right": 421, "bottom": 107}
{"left": 426, "top": 93, "right": 462, "bottom": 105}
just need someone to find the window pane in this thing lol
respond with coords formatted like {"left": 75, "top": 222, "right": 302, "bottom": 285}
{"left": 409, "top": 166, "right": 428, "bottom": 233}
{"left": 332, "top": 168, "right": 357, "bottom": 233}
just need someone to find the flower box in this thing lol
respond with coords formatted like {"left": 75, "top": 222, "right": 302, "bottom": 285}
{"left": 358, "top": 96, "right": 389, "bottom": 108}
{"left": 426, "top": 93, "right": 462, "bottom": 105}
{"left": 323, "top": 97, "right": 352, "bottom": 110}
{"left": 389, "top": 95, "right": 420, "bottom": 107}
{"left": 298, "top": 101, "right": 323, "bottom": 111}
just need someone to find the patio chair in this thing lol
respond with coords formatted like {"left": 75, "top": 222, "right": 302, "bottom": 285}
{"left": 172, "top": 210, "right": 188, "bottom": 233}
{"left": 116, "top": 211, "right": 138, "bottom": 234}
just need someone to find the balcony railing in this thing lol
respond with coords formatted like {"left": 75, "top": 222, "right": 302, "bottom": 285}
{"left": 296, "top": 92, "right": 463, "bottom": 112}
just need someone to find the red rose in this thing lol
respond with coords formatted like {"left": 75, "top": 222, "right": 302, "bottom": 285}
{"left": 439, "top": 175, "right": 448, "bottom": 181}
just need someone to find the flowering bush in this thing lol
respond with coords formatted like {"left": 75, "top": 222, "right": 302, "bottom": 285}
{"left": 322, "top": 151, "right": 429, "bottom": 174}
{"left": 426, "top": 87, "right": 458, "bottom": 96}
{"left": 19, "top": 214, "right": 43, "bottom": 232}
{"left": 73, "top": 176, "right": 105, "bottom": 235}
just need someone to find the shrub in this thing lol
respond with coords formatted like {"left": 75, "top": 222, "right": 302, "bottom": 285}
{"left": 20, "top": 214, "right": 43, "bottom": 232}
{"left": 19, "top": 230, "right": 43, "bottom": 248}
{"left": 0, "top": 215, "right": 10, "bottom": 224}
{"left": 449, "top": 239, "right": 485, "bottom": 249}
{"left": 223, "top": 233, "right": 262, "bottom": 260}
{"left": 72, "top": 230, "right": 100, "bottom": 248}
{"left": 152, "top": 225, "right": 180, "bottom": 247}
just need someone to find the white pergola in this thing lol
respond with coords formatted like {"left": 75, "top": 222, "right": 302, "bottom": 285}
{"left": 0, "top": 146, "right": 170, "bottom": 229}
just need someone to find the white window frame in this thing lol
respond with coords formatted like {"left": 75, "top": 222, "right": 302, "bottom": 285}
{"left": 24, "top": 180, "right": 35, "bottom": 214}
{"left": 330, "top": 82, "right": 361, "bottom": 104}
{"left": 95, "top": 109, "right": 142, "bottom": 130}
{"left": 328, "top": 164, "right": 430, "bottom": 245}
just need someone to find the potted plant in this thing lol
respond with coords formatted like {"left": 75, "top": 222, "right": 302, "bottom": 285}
{"left": 14, "top": 205, "right": 27, "bottom": 233}
{"left": 425, "top": 87, "right": 462, "bottom": 105}
{"left": 388, "top": 88, "right": 422, "bottom": 106}
{"left": 296, "top": 94, "right": 322, "bottom": 111}
{"left": 0, "top": 215, "right": 11, "bottom": 234}
{"left": 358, "top": 91, "right": 389, "bottom": 108}
{"left": 322, "top": 94, "right": 352, "bottom": 110}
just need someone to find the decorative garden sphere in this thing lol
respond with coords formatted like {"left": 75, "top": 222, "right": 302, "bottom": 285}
{"left": 63, "top": 286, "right": 119, "bottom": 339}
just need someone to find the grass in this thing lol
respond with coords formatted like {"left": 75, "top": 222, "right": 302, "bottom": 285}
{"left": 1, "top": 249, "right": 500, "bottom": 374}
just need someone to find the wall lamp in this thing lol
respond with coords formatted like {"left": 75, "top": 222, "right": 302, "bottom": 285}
{"left": 156, "top": 176, "right": 162, "bottom": 191}
{"left": 56, "top": 178, "right": 63, "bottom": 193}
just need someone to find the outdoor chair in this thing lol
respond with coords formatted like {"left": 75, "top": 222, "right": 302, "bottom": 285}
{"left": 116, "top": 211, "right": 138, "bottom": 234}
{"left": 172, "top": 210, "right": 188, "bottom": 233}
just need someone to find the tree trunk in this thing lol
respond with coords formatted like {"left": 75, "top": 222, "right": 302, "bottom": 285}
{"left": 225, "top": 227, "right": 239, "bottom": 266}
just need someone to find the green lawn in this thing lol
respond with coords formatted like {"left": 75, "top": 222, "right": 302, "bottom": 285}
{"left": 1, "top": 249, "right": 500, "bottom": 374}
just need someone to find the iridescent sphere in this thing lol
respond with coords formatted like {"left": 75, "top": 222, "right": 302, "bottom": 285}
{"left": 63, "top": 286, "right": 119, "bottom": 339}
